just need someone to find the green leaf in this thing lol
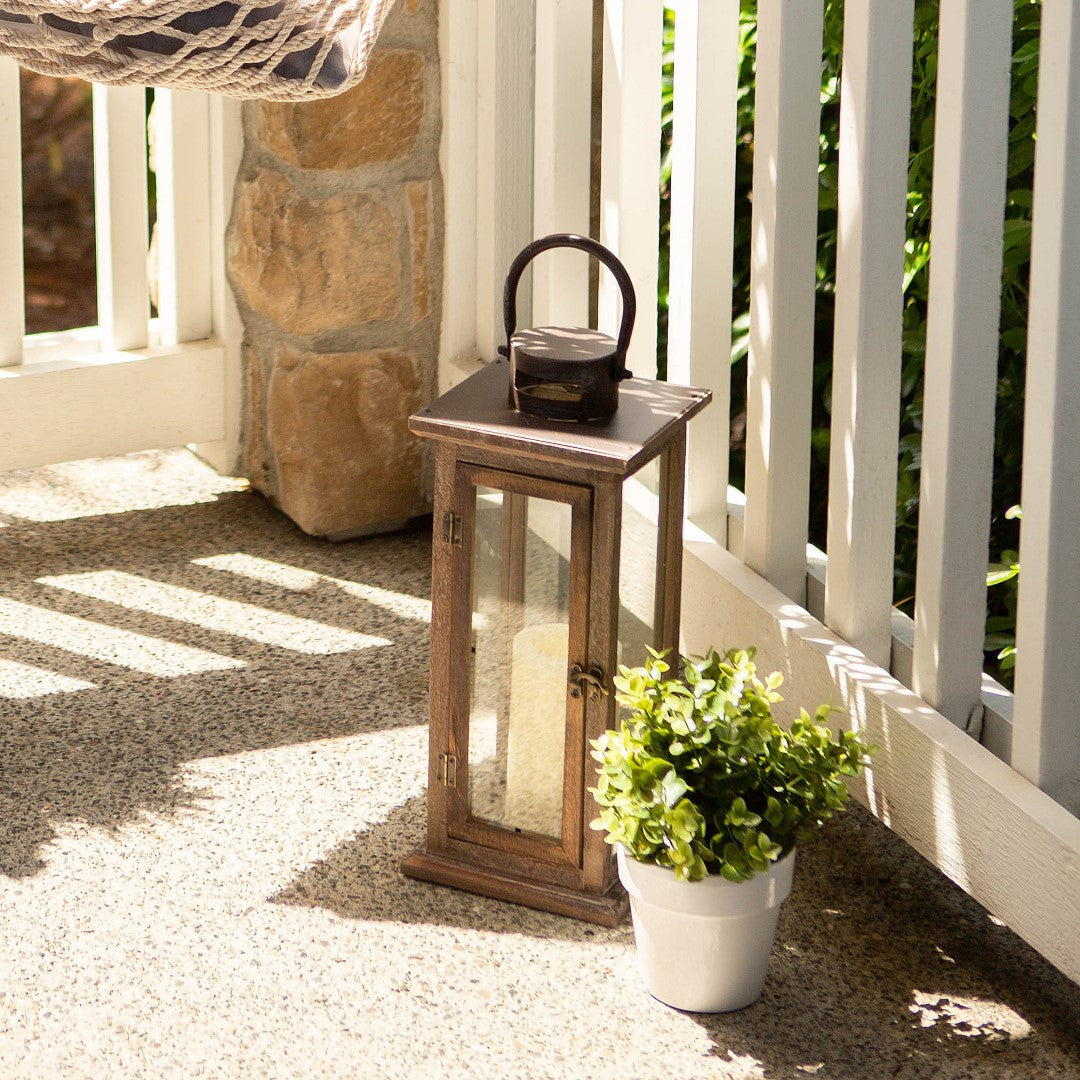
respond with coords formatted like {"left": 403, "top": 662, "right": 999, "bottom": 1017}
{"left": 757, "top": 832, "right": 783, "bottom": 861}
{"left": 764, "top": 796, "right": 784, "bottom": 828}
{"left": 660, "top": 770, "right": 689, "bottom": 807}
{"left": 987, "top": 563, "right": 1020, "bottom": 587}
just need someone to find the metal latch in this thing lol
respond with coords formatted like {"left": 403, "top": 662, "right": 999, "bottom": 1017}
{"left": 437, "top": 752, "right": 457, "bottom": 787}
{"left": 568, "top": 664, "right": 609, "bottom": 702}
{"left": 441, "top": 512, "right": 463, "bottom": 546}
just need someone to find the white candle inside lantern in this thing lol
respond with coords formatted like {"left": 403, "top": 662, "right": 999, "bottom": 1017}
{"left": 504, "top": 622, "right": 570, "bottom": 838}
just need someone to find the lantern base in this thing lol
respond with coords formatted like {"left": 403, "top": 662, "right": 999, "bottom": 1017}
{"left": 400, "top": 849, "right": 629, "bottom": 927}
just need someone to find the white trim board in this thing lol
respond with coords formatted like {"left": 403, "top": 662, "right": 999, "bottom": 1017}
{"left": 0, "top": 341, "right": 226, "bottom": 472}
{"left": 680, "top": 525, "right": 1080, "bottom": 987}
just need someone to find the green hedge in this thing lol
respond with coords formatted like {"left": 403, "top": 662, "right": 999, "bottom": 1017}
{"left": 659, "top": 0, "right": 1039, "bottom": 686}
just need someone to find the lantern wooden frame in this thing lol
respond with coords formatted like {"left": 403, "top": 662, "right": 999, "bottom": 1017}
{"left": 401, "top": 358, "right": 710, "bottom": 926}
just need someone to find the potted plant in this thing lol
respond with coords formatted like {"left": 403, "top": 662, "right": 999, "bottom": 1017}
{"left": 590, "top": 646, "right": 871, "bottom": 1013}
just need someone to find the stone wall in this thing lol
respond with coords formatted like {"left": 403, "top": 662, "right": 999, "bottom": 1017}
{"left": 227, "top": 0, "right": 441, "bottom": 539}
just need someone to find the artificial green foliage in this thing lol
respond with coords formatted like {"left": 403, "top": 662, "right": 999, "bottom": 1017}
{"left": 589, "top": 648, "right": 871, "bottom": 883}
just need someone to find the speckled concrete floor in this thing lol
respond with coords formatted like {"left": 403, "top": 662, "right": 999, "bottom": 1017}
{"left": 0, "top": 449, "right": 1077, "bottom": 1080}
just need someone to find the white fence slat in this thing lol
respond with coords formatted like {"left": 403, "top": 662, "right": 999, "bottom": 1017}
{"left": 741, "top": 0, "right": 824, "bottom": 604}
{"left": 599, "top": 0, "right": 663, "bottom": 379}
{"left": 0, "top": 59, "right": 24, "bottom": 366}
{"left": 532, "top": 0, "right": 592, "bottom": 330}
{"left": 93, "top": 84, "right": 150, "bottom": 352}
{"left": 823, "top": 0, "right": 915, "bottom": 668}
{"left": 911, "top": 0, "right": 1013, "bottom": 727}
{"left": 475, "top": 0, "right": 535, "bottom": 359}
{"left": 154, "top": 89, "right": 213, "bottom": 346}
{"left": 665, "top": 0, "right": 739, "bottom": 544}
{"left": 1011, "top": 0, "right": 1080, "bottom": 816}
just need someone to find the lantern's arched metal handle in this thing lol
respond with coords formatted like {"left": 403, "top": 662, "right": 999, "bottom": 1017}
{"left": 502, "top": 233, "right": 636, "bottom": 379}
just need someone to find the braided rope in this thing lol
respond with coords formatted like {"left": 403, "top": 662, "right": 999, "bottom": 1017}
{"left": 0, "top": 0, "right": 397, "bottom": 100}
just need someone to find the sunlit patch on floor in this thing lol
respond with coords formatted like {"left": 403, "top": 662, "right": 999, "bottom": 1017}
{"left": 0, "top": 449, "right": 247, "bottom": 522}
{"left": 0, "top": 596, "right": 241, "bottom": 676}
{"left": 0, "top": 656, "right": 95, "bottom": 698}
{"left": 194, "top": 553, "right": 432, "bottom": 622}
{"left": 39, "top": 571, "right": 392, "bottom": 655}
{"left": 193, "top": 553, "right": 323, "bottom": 592}
{"left": 910, "top": 990, "right": 1033, "bottom": 1040}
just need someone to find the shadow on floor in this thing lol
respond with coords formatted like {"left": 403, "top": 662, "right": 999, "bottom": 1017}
{"left": 271, "top": 793, "right": 628, "bottom": 945}
{"left": 271, "top": 791, "right": 1080, "bottom": 1079}
{"left": 689, "top": 805, "right": 1080, "bottom": 1079}
{"left": 0, "top": 490, "right": 433, "bottom": 878}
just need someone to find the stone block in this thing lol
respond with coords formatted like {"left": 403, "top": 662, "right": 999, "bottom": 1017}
{"left": 259, "top": 50, "right": 426, "bottom": 170}
{"left": 228, "top": 169, "right": 400, "bottom": 334}
{"left": 405, "top": 180, "right": 432, "bottom": 323}
{"left": 242, "top": 339, "right": 272, "bottom": 494}
{"left": 266, "top": 345, "right": 426, "bottom": 537}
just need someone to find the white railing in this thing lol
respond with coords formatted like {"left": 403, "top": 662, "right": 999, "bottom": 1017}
{"left": 0, "top": 63, "right": 240, "bottom": 474}
{"left": 439, "top": 0, "right": 1080, "bottom": 984}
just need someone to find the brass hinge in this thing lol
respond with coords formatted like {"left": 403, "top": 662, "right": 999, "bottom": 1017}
{"left": 437, "top": 752, "right": 457, "bottom": 787}
{"left": 441, "top": 512, "right": 463, "bottom": 546}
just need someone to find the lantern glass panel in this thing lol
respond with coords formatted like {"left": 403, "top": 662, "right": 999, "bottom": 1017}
{"left": 617, "top": 477, "right": 660, "bottom": 673}
{"left": 467, "top": 484, "right": 572, "bottom": 841}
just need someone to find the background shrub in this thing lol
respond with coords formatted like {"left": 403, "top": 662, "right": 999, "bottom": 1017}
{"left": 659, "top": 0, "right": 1040, "bottom": 686}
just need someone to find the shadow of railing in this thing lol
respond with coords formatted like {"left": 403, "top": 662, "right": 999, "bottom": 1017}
{"left": 690, "top": 805, "right": 1080, "bottom": 1078}
{"left": 0, "top": 489, "right": 433, "bottom": 878}
{"left": 271, "top": 793, "right": 627, "bottom": 945}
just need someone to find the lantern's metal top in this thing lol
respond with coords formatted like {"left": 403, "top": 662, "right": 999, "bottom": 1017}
{"left": 410, "top": 358, "right": 711, "bottom": 478}
{"left": 512, "top": 326, "right": 614, "bottom": 363}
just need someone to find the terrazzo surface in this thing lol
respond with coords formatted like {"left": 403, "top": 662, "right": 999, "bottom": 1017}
{"left": 0, "top": 449, "right": 1078, "bottom": 1080}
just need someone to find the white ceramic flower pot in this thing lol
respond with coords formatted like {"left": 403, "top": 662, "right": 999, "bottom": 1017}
{"left": 617, "top": 845, "right": 795, "bottom": 1013}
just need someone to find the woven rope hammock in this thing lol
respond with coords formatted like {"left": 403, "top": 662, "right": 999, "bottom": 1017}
{"left": 0, "top": 0, "right": 396, "bottom": 100}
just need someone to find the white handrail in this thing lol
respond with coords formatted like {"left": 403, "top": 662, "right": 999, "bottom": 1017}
{"left": 440, "top": 0, "right": 1080, "bottom": 984}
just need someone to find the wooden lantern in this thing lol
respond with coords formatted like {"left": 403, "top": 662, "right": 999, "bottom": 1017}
{"left": 401, "top": 358, "right": 711, "bottom": 925}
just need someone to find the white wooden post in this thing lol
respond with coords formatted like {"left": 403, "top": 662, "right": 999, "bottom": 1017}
{"left": 599, "top": 0, "right": 663, "bottom": 379}
{"left": 911, "top": 0, "right": 1013, "bottom": 727}
{"left": 532, "top": 0, "right": 592, "bottom": 330}
{"left": 741, "top": 0, "right": 824, "bottom": 605}
{"left": 1011, "top": 0, "right": 1080, "bottom": 816}
{"left": 665, "top": 0, "right": 739, "bottom": 545}
{"left": 823, "top": 0, "right": 915, "bottom": 668}
{"left": 193, "top": 95, "right": 244, "bottom": 474}
{"left": 93, "top": 84, "right": 150, "bottom": 352}
{"left": 475, "top": 0, "right": 535, "bottom": 360}
{"left": 0, "top": 59, "right": 24, "bottom": 366}
{"left": 153, "top": 89, "right": 213, "bottom": 345}
{"left": 437, "top": 0, "right": 481, "bottom": 392}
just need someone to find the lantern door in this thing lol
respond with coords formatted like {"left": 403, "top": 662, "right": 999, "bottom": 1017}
{"left": 442, "top": 463, "right": 593, "bottom": 883}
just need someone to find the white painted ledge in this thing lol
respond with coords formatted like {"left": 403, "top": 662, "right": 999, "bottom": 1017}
{"left": 680, "top": 522, "right": 1080, "bottom": 986}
